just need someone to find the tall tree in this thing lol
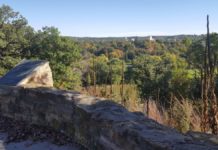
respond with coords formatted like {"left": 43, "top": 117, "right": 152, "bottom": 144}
{"left": 27, "top": 27, "right": 81, "bottom": 89}
{"left": 0, "top": 5, "right": 32, "bottom": 75}
{"left": 201, "top": 15, "right": 218, "bottom": 134}
{"left": 207, "top": 16, "right": 218, "bottom": 134}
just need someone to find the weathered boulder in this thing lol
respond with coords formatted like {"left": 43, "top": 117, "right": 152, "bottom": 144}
{"left": 0, "top": 60, "right": 53, "bottom": 88}
{"left": 0, "top": 86, "right": 217, "bottom": 150}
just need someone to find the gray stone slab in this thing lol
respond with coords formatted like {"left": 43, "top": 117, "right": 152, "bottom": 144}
{"left": 0, "top": 60, "right": 53, "bottom": 87}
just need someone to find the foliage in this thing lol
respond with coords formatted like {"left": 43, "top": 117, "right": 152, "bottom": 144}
{"left": 130, "top": 53, "right": 194, "bottom": 103}
{"left": 27, "top": 27, "right": 81, "bottom": 89}
{"left": 171, "top": 98, "right": 194, "bottom": 133}
{"left": 0, "top": 5, "right": 32, "bottom": 75}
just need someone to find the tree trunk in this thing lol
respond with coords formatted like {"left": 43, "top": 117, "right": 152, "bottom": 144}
{"left": 200, "top": 69, "right": 204, "bottom": 100}
{"left": 93, "top": 56, "right": 96, "bottom": 95}
{"left": 203, "top": 15, "right": 218, "bottom": 134}
{"left": 202, "top": 31, "right": 209, "bottom": 132}
{"left": 146, "top": 98, "right": 150, "bottom": 117}
{"left": 121, "top": 60, "right": 125, "bottom": 105}
{"left": 209, "top": 77, "right": 218, "bottom": 134}
{"left": 109, "top": 61, "right": 113, "bottom": 95}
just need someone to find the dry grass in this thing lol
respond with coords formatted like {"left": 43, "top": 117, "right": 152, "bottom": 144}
{"left": 139, "top": 97, "right": 201, "bottom": 133}
{"left": 80, "top": 85, "right": 202, "bottom": 133}
{"left": 81, "top": 84, "right": 140, "bottom": 111}
{"left": 141, "top": 100, "right": 166, "bottom": 124}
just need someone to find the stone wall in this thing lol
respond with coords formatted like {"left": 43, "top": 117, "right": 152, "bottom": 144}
{"left": 0, "top": 85, "right": 217, "bottom": 150}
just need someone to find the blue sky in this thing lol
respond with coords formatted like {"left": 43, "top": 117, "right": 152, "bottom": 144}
{"left": 0, "top": 0, "right": 218, "bottom": 37}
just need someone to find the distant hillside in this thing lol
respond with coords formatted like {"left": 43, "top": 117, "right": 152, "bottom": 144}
{"left": 67, "top": 34, "right": 205, "bottom": 42}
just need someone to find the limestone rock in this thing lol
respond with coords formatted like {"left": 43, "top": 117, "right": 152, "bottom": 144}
{"left": 0, "top": 86, "right": 218, "bottom": 149}
{"left": 0, "top": 60, "right": 53, "bottom": 87}
{"left": 187, "top": 131, "right": 218, "bottom": 145}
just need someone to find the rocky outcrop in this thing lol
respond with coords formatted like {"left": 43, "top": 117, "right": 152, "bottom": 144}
{"left": 0, "top": 85, "right": 217, "bottom": 150}
{"left": 0, "top": 132, "right": 80, "bottom": 150}
{"left": 0, "top": 60, "right": 53, "bottom": 88}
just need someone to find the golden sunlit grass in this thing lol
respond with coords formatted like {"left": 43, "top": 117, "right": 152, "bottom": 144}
{"left": 81, "top": 85, "right": 203, "bottom": 133}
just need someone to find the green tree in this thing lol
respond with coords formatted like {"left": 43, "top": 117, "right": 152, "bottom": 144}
{"left": 27, "top": 27, "right": 81, "bottom": 89}
{"left": 0, "top": 5, "right": 32, "bottom": 75}
{"left": 132, "top": 55, "right": 165, "bottom": 100}
{"left": 132, "top": 53, "right": 193, "bottom": 104}
{"left": 95, "top": 54, "right": 109, "bottom": 84}
{"left": 110, "top": 58, "right": 124, "bottom": 84}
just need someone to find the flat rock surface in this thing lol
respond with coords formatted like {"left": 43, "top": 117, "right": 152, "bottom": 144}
{"left": 0, "top": 133, "right": 78, "bottom": 150}
{"left": 0, "top": 116, "right": 84, "bottom": 150}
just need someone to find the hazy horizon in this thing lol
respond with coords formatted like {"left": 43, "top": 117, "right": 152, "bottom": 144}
{"left": 68, "top": 33, "right": 205, "bottom": 38}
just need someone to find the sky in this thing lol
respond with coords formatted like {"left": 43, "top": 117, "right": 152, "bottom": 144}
{"left": 0, "top": 0, "right": 218, "bottom": 37}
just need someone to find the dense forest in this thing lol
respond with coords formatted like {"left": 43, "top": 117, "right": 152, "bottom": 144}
{"left": 1, "top": 5, "right": 218, "bottom": 134}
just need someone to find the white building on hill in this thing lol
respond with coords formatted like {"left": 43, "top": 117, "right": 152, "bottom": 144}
{"left": 149, "top": 36, "right": 155, "bottom": 41}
